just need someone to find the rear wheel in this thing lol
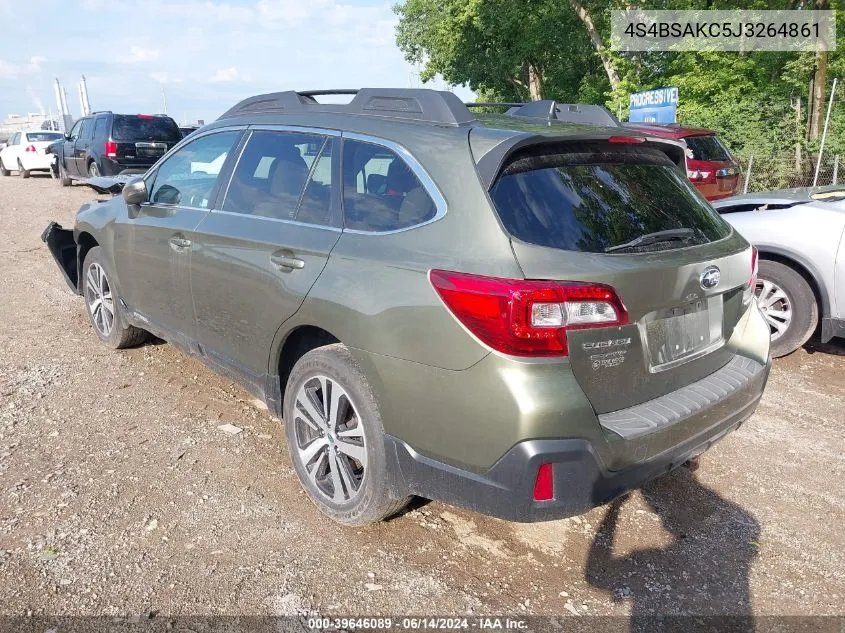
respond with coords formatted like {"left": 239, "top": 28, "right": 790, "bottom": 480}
{"left": 284, "top": 344, "right": 409, "bottom": 525}
{"left": 88, "top": 160, "right": 100, "bottom": 177}
{"left": 755, "top": 260, "right": 818, "bottom": 358}
{"left": 17, "top": 160, "right": 30, "bottom": 178}
{"left": 82, "top": 247, "right": 147, "bottom": 349}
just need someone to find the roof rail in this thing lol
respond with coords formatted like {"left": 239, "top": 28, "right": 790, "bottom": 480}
{"left": 465, "top": 102, "right": 525, "bottom": 109}
{"left": 507, "top": 101, "right": 621, "bottom": 127}
{"left": 219, "top": 88, "right": 477, "bottom": 127}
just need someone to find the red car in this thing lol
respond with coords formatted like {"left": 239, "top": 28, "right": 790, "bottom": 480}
{"left": 624, "top": 123, "right": 740, "bottom": 201}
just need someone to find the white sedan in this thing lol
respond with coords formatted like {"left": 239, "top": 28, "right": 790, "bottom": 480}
{"left": 0, "top": 130, "right": 64, "bottom": 178}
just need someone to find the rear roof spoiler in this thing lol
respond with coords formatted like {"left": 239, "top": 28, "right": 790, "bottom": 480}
{"left": 470, "top": 131, "right": 688, "bottom": 190}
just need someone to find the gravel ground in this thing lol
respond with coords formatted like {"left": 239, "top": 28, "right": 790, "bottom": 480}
{"left": 1, "top": 175, "right": 844, "bottom": 621}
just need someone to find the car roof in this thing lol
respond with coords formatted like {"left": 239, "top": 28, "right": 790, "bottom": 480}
{"left": 623, "top": 122, "right": 716, "bottom": 140}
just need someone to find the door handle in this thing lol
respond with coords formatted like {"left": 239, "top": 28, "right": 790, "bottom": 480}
{"left": 270, "top": 254, "right": 305, "bottom": 270}
{"left": 169, "top": 236, "right": 192, "bottom": 250}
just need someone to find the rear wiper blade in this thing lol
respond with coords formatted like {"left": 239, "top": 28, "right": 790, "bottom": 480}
{"left": 605, "top": 228, "right": 696, "bottom": 253}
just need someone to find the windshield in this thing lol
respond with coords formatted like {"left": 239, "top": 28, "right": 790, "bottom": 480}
{"left": 685, "top": 135, "right": 732, "bottom": 162}
{"left": 25, "top": 132, "right": 62, "bottom": 142}
{"left": 112, "top": 115, "right": 182, "bottom": 142}
{"left": 489, "top": 144, "right": 731, "bottom": 254}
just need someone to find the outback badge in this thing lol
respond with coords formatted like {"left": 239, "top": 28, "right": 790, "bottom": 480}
{"left": 700, "top": 266, "right": 721, "bottom": 290}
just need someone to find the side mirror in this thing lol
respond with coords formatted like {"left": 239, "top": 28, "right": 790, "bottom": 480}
{"left": 64, "top": 134, "right": 72, "bottom": 141}
{"left": 122, "top": 178, "right": 148, "bottom": 205}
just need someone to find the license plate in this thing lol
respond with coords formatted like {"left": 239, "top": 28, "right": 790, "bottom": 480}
{"left": 645, "top": 296, "right": 723, "bottom": 369}
{"left": 135, "top": 142, "right": 166, "bottom": 158}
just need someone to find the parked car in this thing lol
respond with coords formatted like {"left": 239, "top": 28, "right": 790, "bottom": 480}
{"left": 624, "top": 123, "right": 740, "bottom": 201}
{"left": 0, "top": 130, "right": 64, "bottom": 178}
{"left": 52, "top": 112, "right": 182, "bottom": 185}
{"left": 42, "top": 89, "right": 770, "bottom": 525}
{"left": 712, "top": 187, "right": 845, "bottom": 357}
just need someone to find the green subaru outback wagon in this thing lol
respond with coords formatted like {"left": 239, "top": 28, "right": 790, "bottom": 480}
{"left": 43, "top": 89, "right": 771, "bottom": 525}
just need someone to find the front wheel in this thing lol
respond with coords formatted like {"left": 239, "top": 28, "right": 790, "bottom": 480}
{"left": 82, "top": 247, "right": 148, "bottom": 349}
{"left": 284, "top": 344, "right": 410, "bottom": 525}
{"left": 0, "top": 159, "right": 9, "bottom": 176}
{"left": 58, "top": 162, "right": 72, "bottom": 187}
{"left": 755, "top": 260, "right": 818, "bottom": 358}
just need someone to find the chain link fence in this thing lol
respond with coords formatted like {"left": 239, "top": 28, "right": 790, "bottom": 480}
{"left": 735, "top": 154, "right": 842, "bottom": 193}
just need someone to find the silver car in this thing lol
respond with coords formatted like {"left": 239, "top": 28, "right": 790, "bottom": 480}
{"left": 713, "top": 187, "right": 845, "bottom": 357}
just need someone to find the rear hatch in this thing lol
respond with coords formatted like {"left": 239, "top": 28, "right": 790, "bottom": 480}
{"left": 487, "top": 138, "right": 753, "bottom": 414}
{"left": 684, "top": 134, "right": 739, "bottom": 200}
{"left": 110, "top": 115, "right": 182, "bottom": 165}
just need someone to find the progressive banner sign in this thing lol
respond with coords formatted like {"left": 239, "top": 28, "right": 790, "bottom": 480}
{"left": 629, "top": 87, "right": 678, "bottom": 123}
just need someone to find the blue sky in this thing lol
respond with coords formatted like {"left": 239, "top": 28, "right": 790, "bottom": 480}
{"left": 0, "top": 0, "right": 472, "bottom": 124}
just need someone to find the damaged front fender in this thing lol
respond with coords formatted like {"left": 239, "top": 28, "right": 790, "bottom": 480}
{"left": 40, "top": 222, "right": 79, "bottom": 294}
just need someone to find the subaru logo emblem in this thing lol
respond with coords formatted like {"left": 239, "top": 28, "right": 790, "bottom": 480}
{"left": 700, "top": 266, "right": 721, "bottom": 290}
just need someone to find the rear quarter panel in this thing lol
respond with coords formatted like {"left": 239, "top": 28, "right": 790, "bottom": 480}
{"left": 724, "top": 206, "right": 844, "bottom": 317}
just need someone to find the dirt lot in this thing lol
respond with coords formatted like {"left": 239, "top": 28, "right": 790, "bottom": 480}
{"left": 1, "top": 175, "right": 844, "bottom": 622}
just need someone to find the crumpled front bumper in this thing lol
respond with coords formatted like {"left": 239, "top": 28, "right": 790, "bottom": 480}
{"left": 40, "top": 222, "right": 79, "bottom": 293}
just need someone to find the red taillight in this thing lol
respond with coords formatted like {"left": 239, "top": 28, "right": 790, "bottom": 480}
{"left": 105, "top": 141, "right": 117, "bottom": 158}
{"left": 608, "top": 135, "right": 645, "bottom": 144}
{"left": 25, "top": 144, "right": 37, "bottom": 153}
{"left": 428, "top": 270, "right": 628, "bottom": 357}
{"left": 533, "top": 463, "right": 554, "bottom": 502}
{"left": 750, "top": 246, "right": 758, "bottom": 288}
{"left": 138, "top": 114, "right": 154, "bottom": 119}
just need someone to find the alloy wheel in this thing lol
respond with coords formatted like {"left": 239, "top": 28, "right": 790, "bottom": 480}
{"left": 755, "top": 279, "right": 792, "bottom": 341}
{"left": 292, "top": 374, "right": 367, "bottom": 504}
{"left": 85, "top": 263, "right": 115, "bottom": 337}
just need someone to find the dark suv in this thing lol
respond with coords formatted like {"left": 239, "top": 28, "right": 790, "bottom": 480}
{"left": 55, "top": 112, "right": 182, "bottom": 185}
{"left": 43, "top": 89, "right": 770, "bottom": 526}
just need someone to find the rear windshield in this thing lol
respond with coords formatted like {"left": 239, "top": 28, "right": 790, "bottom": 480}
{"left": 111, "top": 115, "right": 182, "bottom": 142}
{"left": 685, "top": 135, "right": 731, "bottom": 162}
{"left": 26, "top": 132, "right": 62, "bottom": 142}
{"left": 490, "top": 144, "right": 731, "bottom": 254}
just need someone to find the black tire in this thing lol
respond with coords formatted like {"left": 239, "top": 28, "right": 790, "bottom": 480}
{"left": 17, "top": 160, "right": 30, "bottom": 179}
{"left": 0, "top": 159, "right": 9, "bottom": 176}
{"left": 756, "top": 259, "right": 818, "bottom": 358}
{"left": 283, "top": 344, "right": 410, "bottom": 525}
{"left": 81, "top": 247, "right": 148, "bottom": 349}
{"left": 59, "top": 162, "right": 72, "bottom": 187}
{"left": 88, "top": 160, "right": 100, "bottom": 178}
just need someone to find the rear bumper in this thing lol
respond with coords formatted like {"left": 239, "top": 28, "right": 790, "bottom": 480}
{"left": 385, "top": 354, "right": 769, "bottom": 522}
{"left": 101, "top": 158, "right": 154, "bottom": 176}
{"left": 20, "top": 154, "right": 54, "bottom": 171}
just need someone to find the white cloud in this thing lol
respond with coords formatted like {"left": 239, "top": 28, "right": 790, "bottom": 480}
{"left": 0, "top": 55, "right": 45, "bottom": 79}
{"left": 208, "top": 67, "right": 238, "bottom": 83}
{"left": 149, "top": 72, "right": 182, "bottom": 84}
{"left": 121, "top": 46, "right": 160, "bottom": 63}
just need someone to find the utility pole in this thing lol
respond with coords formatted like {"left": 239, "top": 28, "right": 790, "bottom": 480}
{"left": 161, "top": 85, "right": 168, "bottom": 114}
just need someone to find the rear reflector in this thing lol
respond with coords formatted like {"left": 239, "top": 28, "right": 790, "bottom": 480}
{"left": 105, "top": 141, "right": 117, "bottom": 158}
{"left": 429, "top": 270, "right": 628, "bottom": 357}
{"left": 533, "top": 463, "right": 554, "bottom": 501}
{"left": 608, "top": 135, "right": 646, "bottom": 144}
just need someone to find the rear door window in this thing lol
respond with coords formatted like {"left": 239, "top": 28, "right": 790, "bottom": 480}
{"left": 112, "top": 115, "right": 182, "bottom": 143}
{"left": 341, "top": 139, "right": 436, "bottom": 232}
{"left": 685, "top": 135, "right": 731, "bottom": 162}
{"left": 222, "top": 130, "right": 323, "bottom": 221}
{"left": 93, "top": 117, "right": 108, "bottom": 140}
{"left": 489, "top": 144, "right": 731, "bottom": 254}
